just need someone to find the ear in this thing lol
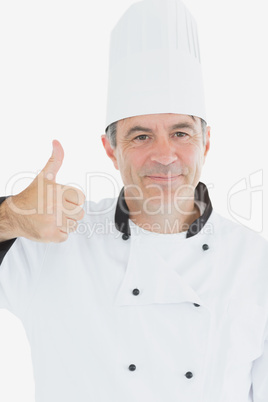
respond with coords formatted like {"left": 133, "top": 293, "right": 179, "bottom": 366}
{"left": 101, "top": 135, "right": 119, "bottom": 170}
{"left": 203, "top": 126, "right": 211, "bottom": 161}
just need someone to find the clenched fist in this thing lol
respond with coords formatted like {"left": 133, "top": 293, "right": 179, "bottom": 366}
{"left": 2, "top": 140, "right": 85, "bottom": 243}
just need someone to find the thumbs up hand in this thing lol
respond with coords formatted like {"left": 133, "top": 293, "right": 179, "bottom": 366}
{"left": 5, "top": 140, "right": 85, "bottom": 243}
{"left": 42, "top": 139, "right": 65, "bottom": 183}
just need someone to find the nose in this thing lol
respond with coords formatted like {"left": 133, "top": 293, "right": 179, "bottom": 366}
{"left": 150, "top": 137, "right": 178, "bottom": 166}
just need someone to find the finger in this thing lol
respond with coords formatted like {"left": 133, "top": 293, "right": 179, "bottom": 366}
{"left": 41, "top": 140, "right": 65, "bottom": 182}
{"left": 50, "top": 229, "right": 69, "bottom": 243}
{"left": 61, "top": 186, "right": 85, "bottom": 206}
{"left": 66, "top": 208, "right": 85, "bottom": 222}
{"left": 61, "top": 218, "right": 78, "bottom": 234}
{"left": 61, "top": 199, "right": 85, "bottom": 219}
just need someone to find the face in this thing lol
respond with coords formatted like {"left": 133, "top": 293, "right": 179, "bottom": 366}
{"left": 102, "top": 113, "right": 210, "bottom": 213}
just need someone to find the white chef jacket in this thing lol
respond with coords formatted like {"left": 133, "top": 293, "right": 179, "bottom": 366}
{"left": 0, "top": 182, "right": 268, "bottom": 402}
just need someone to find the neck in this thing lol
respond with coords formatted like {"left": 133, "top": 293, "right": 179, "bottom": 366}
{"left": 127, "top": 200, "right": 200, "bottom": 234}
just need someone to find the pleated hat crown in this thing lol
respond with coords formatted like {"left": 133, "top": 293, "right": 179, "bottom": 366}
{"left": 106, "top": 0, "right": 206, "bottom": 130}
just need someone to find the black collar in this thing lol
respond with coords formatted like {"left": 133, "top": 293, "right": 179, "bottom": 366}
{"left": 115, "top": 181, "right": 213, "bottom": 238}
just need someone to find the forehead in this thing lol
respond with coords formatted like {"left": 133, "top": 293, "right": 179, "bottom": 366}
{"left": 117, "top": 113, "right": 200, "bottom": 132}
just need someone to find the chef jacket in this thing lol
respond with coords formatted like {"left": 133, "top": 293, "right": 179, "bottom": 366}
{"left": 0, "top": 182, "right": 268, "bottom": 402}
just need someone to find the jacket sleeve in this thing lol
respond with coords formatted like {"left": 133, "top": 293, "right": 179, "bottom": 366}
{"left": 0, "top": 196, "right": 48, "bottom": 317}
{"left": 0, "top": 196, "right": 17, "bottom": 265}
{"left": 0, "top": 236, "right": 49, "bottom": 317}
{"left": 251, "top": 322, "right": 268, "bottom": 401}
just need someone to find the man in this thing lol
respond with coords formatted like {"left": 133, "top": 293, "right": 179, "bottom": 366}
{"left": 0, "top": 1, "right": 268, "bottom": 401}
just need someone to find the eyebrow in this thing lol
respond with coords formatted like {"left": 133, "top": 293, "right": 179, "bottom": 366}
{"left": 125, "top": 119, "right": 196, "bottom": 138}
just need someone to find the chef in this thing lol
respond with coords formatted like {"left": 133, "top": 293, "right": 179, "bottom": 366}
{"left": 0, "top": 0, "right": 268, "bottom": 401}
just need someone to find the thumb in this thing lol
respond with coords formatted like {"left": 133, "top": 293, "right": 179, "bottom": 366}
{"left": 41, "top": 140, "right": 64, "bottom": 181}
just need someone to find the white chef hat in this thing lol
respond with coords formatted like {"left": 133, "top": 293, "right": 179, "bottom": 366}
{"left": 105, "top": 0, "right": 206, "bottom": 130}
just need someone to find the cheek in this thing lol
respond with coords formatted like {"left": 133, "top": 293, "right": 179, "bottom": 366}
{"left": 116, "top": 150, "right": 145, "bottom": 184}
{"left": 180, "top": 146, "right": 204, "bottom": 172}
{"left": 121, "top": 149, "right": 147, "bottom": 173}
{"left": 178, "top": 146, "right": 196, "bottom": 164}
{"left": 191, "top": 142, "right": 204, "bottom": 159}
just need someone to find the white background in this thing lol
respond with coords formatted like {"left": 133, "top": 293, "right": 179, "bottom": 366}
{"left": 0, "top": 0, "right": 267, "bottom": 400}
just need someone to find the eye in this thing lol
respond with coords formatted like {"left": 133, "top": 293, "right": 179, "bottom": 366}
{"left": 134, "top": 134, "right": 149, "bottom": 141}
{"left": 174, "top": 132, "right": 188, "bottom": 138}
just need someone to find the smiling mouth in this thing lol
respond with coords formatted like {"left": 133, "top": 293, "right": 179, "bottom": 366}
{"left": 146, "top": 175, "right": 181, "bottom": 181}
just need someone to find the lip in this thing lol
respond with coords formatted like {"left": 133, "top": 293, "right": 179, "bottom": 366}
{"left": 146, "top": 175, "right": 181, "bottom": 181}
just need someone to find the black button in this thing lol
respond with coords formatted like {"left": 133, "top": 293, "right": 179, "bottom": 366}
{"left": 193, "top": 303, "right": 200, "bottom": 307}
{"left": 122, "top": 233, "right": 130, "bottom": 240}
{"left": 202, "top": 244, "right": 209, "bottom": 251}
{"left": 185, "top": 371, "right": 193, "bottom": 379}
{"left": 128, "top": 364, "right": 136, "bottom": 371}
{"left": 132, "top": 288, "right": 140, "bottom": 296}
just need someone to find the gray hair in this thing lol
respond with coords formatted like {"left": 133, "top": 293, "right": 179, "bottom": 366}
{"left": 105, "top": 116, "right": 207, "bottom": 148}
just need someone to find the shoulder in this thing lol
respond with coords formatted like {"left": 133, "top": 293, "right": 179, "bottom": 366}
{"left": 211, "top": 210, "right": 266, "bottom": 240}
{"left": 209, "top": 210, "right": 268, "bottom": 259}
